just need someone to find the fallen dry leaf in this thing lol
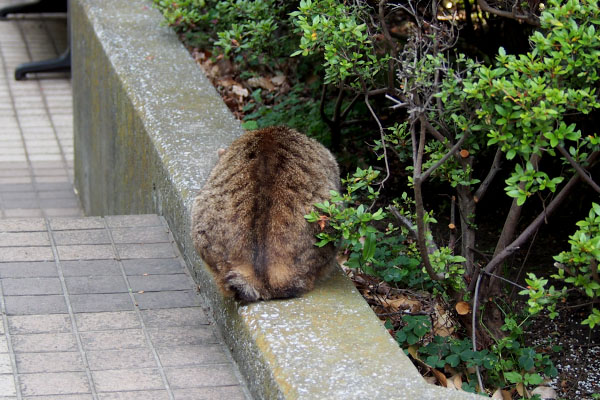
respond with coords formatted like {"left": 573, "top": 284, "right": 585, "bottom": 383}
{"left": 531, "top": 386, "right": 557, "bottom": 399}
{"left": 450, "top": 374, "right": 462, "bottom": 390}
{"left": 431, "top": 369, "right": 448, "bottom": 387}
{"left": 455, "top": 301, "right": 471, "bottom": 315}
{"left": 271, "top": 74, "right": 286, "bottom": 86}
{"left": 231, "top": 85, "right": 249, "bottom": 98}
{"left": 247, "top": 76, "right": 275, "bottom": 91}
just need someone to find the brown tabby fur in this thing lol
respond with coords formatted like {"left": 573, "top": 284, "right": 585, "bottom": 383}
{"left": 191, "top": 126, "right": 340, "bottom": 302}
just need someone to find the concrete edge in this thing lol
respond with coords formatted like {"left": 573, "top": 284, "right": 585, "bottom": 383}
{"left": 70, "top": 0, "right": 486, "bottom": 398}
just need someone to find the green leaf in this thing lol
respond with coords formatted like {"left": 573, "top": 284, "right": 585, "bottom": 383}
{"left": 362, "top": 231, "right": 376, "bottom": 261}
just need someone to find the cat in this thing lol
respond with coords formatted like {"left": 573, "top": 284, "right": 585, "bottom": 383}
{"left": 191, "top": 126, "right": 340, "bottom": 301}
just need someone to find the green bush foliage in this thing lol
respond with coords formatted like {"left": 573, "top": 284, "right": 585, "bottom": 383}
{"left": 155, "top": 0, "right": 600, "bottom": 395}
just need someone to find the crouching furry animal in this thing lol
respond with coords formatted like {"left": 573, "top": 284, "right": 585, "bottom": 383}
{"left": 191, "top": 126, "right": 340, "bottom": 302}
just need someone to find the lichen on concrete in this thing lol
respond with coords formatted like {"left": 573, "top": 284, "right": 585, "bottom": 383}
{"left": 72, "top": 0, "right": 486, "bottom": 398}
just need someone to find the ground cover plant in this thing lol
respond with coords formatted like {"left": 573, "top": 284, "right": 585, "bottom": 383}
{"left": 154, "top": 0, "right": 600, "bottom": 397}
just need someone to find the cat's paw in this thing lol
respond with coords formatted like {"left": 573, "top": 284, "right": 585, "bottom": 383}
{"left": 224, "top": 271, "right": 261, "bottom": 302}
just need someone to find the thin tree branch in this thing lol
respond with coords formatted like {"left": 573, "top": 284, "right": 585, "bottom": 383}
{"left": 477, "top": 0, "right": 540, "bottom": 26}
{"left": 474, "top": 148, "right": 503, "bottom": 202}
{"left": 421, "top": 133, "right": 468, "bottom": 181}
{"left": 389, "top": 205, "right": 439, "bottom": 253}
{"left": 472, "top": 272, "right": 485, "bottom": 392}
{"left": 557, "top": 144, "right": 600, "bottom": 194}
{"left": 365, "top": 94, "right": 391, "bottom": 186}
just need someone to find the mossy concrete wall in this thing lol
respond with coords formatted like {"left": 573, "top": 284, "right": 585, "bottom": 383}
{"left": 71, "top": 0, "right": 485, "bottom": 399}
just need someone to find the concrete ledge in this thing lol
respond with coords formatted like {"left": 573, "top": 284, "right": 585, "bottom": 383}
{"left": 71, "top": 0, "right": 484, "bottom": 398}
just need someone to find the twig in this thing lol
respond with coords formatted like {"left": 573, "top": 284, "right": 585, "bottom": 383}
{"left": 477, "top": 0, "right": 540, "bottom": 26}
{"left": 421, "top": 133, "right": 468, "bottom": 181}
{"left": 389, "top": 205, "right": 439, "bottom": 253}
{"left": 474, "top": 148, "right": 503, "bottom": 202}
{"left": 365, "top": 93, "right": 391, "bottom": 187}
{"left": 556, "top": 144, "right": 600, "bottom": 194}
{"left": 472, "top": 272, "right": 485, "bottom": 393}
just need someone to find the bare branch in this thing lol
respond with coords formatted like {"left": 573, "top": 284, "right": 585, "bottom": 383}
{"left": 557, "top": 144, "right": 600, "bottom": 194}
{"left": 474, "top": 148, "right": 503, "bottom": 202}
{"left": 365, "top": 94, "right": 391, "bottom": 186}
{"left": 477, "top": 0, "right": 540, "bottom": 26}
{"left": 421, "top": 133, "right": 468, "bottom": 181}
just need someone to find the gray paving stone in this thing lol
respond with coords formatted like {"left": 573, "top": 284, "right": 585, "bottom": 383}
{"left": 0, "top": 354, "right": 11, "bottom": 374}
{"left": 8, "top": 314, "right": 71, "bottom": 334}
{"left": 48, "top": 218, "right": 103, "bottom": 231}
{"left": 110, "top": 227, "right": 170, "bottom": 244}
{"left": 86, "top": 348, "right": 156, "bottom": 370}
{"left": 65, "top": 276, "right": 128, "bottom": 294}
{"left": 0, "top": 184, "right": 35, "bottom": 193}
{"left": 115, "top": 243, "right": 176, "bottom": 260}
{"left": 0, "top": 374, "right": 16, "bottom": 397}
{"left": 0, "top": 219, "right": 45, "bottom": 233}
{"left": 15, "top": 352, "right": 84, "bottom": 373}
{"left": 165, "top": 365, "right": 240, "bottom": 389}
{"left": 0, "top": 337, "right": 7, "bottom": 353}
{"left": 4, "top": 209, "right": 44, "bottom": 218}
{"left": 70, "top": 294, "right": 133, "bottom": 313}
{"left": 105, "top": 215, "right": 163, "bottom": 228}
{"left": 128, "top": 274, "right": 191, "bottom": 292}
{"left": 97, "top": 391, "right": 169, "bottom": 400}
{"left": 0, "top": 262, "right": 58, "bottom": 278}
{"left": 122, "top": 258, "right": 183, "bottom": 275}
{"left": 22, "top": 395, "right": 93, "bottom": 400}
{"left": 19, "top": 372, "right": 90, "bottom": 396}
{"left": 12, "top": 333, "right": 78, "bottom": 353}
{"left": 1, "top": 278, "right": 62, "bottom": 296}
{"left": 38, "top": 190, "right": 79, "bottom": 199}
{"left": 39, "top": 198, "right": 80, "bottom": 209}
{"left": 75, "top": 311, "right": 140, "bottom": 332}
{"left": 4, "top": 295, "right": 67, "bottom": 315}
{"left": 2, "top": 199, "right": 39, "bottom": 209}
{"left": 147, "top": 326, "right": 217, "bottom": 347}
{"left": 52, "top": 229, "right": 110, "bottom": 245}
{"left": 141, "top": 308, "right": 209, "bottom": 327}
{"left": 172, "top": 386, "right": 246, "bottom": 400}
{"left": 34, "top": 182, "right": 73, "bottom": 191}
{"left": 0, "top": 232, "right": 49, "bottom": 246}
{"left": 57, "top": 245, "right": 114, "bottom": 260}
{"left": 92, "top": 368, "right": 164, "bottom": 392}
{"left": 61, "top": 260, "right": 121, "bottom": 276}
{"left": 134, "top": 291, "right": 200, "bottom": 310}
{"left": 0, "top": 246, "right": 53, "bottom": 262}
{"left": 156, "top": 345, "right": 229, "bottom": 367}
{"left": 79, "top": 329, "right": 146, "bottom": 351}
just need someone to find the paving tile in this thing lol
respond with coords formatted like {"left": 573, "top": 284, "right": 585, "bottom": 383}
{"left": 4, "top": 295, "right": 67, "bottom": 315}
{"left": 4, "top": 209, "right": 44, "bottom": 218}
{"left": 134, "top": 291, "right": 200, "bottom": 310}
{"left": 0, "top": 354, "right": 12, "bottom": 374}
{"left": 0, "top": 232, "right": 49, "bottom": 247}
{"left": 19, "top": 372, "right": 90, "bottom": 396}
{"left": 0, "top": 184, "right": 35, "bottom": 193}
{"left": 122, "top": 258, "right": 183, "bottom": 275}
{"left": 165, "top": 365, "right": 240, "bottom": 389}
{"left": 70, "top": 294, "right": 133, "bottom": 313}
{"left": 0, "top": 246, "right": 53, "bottom": 262}
{"left": 39, "top": 198, "right": 80, "bottom": 209}
{"left": 110, "top": 227, "right": 170, "bottom": 244}
{"left": 1, "top": 277, "right": 62, "bottom": 295}
{"left": 0, "top": 219, "right": 45, "bottom": 232}
{"left": 1, "top": 198, "right": 39, "bottom": 209}
{"left": 22, "top": 395, "right": 93, "bottom": 400}
{"left": 128, "top": 274, "right": 191, "bottom": 292}
{"left": 79, "top": 329, "right": 146, "bottom": 351}
{"left": 57, "top": 245, "right": 114, "bottom": 260}
{"left": 0, "top": 374, "right": 16, "bottom": 397}
{"left": 52, "top": 229, "right": 109, "bottom": 245}
{"left": 115, "top": 243, "right": 176, "bottom": 260}
{"left": 147, "top": 326, "right": 217, "bottom": 347}
{"left": 0, "top": 337, "right": 7, "bottom": 353}
{"left": 75, "top": 311, "right": 140, "bottom": 332}
{"left": 156, "top": 345, "right": 229, "bottom": 367}
{"left": 15, "top": 352, "right": 84, "bottom": 373}
{"left": 11, "top": 333, "right": 77, "bottom": 353}
{"left": 97, "top": 391, "right": 170, "bottom": 400}
{"left": 172, "top": 386, "right": 247, "bottom": 400}
{"left": 141, "top": 308, "right": 209, "bottom": 327}
{"left": 92, "top": 369, "right": 164, "bottom": 392}
{"left": 38, "top": 190, "right": 78, "bottom": 199}
{"left": 105, "top": 215, "right": 163, "bottom": 228}
{"left": 8, "top": 314, "right": 71, "bottom": 334}
{"left": 43, "top": 208, "right": 83, "bottom": 217}
{"left": 86, "top": 348, "right": 156, "bottom": 370}
{"left": 0, "top": 261, "right": 58, "bottom": 278}
{"left": 61, "top": 260, "right": 121, "bottom": 277}
{"left": 65, "top": 276, "right": 127, "bottom": 294}
{"left": 48, "top": 217, "right": 103, "bottom": 231}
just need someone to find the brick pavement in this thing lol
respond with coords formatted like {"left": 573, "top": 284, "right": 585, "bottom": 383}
{"left": 0, "top": 3, "right": 251, "bottom": 399}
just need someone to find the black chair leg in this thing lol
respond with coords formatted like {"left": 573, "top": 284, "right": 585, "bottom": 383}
{"left": 15, "top": 48, "right": 70, "bottom": 80}
{"left": 0, "top": 0, "right": 67, "bottom": 19}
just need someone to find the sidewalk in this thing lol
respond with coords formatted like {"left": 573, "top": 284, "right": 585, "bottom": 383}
{"left": 0, "top": 5, "right": 251, "bottom": 399}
